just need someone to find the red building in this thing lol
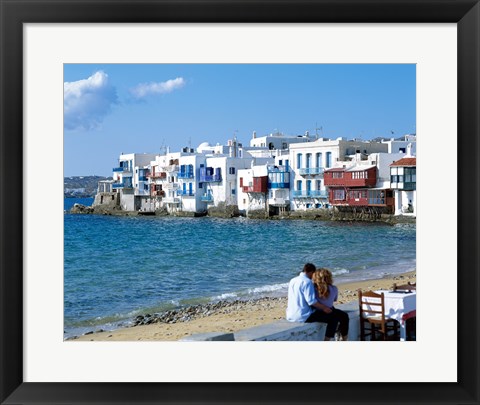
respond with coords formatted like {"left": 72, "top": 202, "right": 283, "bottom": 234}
{"left": 324, "top": 165, "right": 394, "bottom": 211}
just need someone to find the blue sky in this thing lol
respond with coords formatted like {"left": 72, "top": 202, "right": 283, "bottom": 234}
{"left": 64, "top": 64, "right": 416, "bottom": 177}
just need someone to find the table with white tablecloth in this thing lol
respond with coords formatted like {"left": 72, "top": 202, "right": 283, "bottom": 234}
{"left": 365, "top": 290, "right": 416, "bottom": 341}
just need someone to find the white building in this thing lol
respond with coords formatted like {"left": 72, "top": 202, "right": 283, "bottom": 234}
{"left": 147, "top": 150, "right": 209, "bottom": 214}
{"left": 390, "top": 156, "right": 417, "bottom": 216}
{"left": 200, "top": 155, "right": 262, "bottom": 209}
{"left": 112, "top": 153, "right": 156, "bottom": 211}
{"left": 382, "top": 134, "right": 416, "bottom": 155}
{"left": 288, "top": 138, "right": 388, "bottom": 211}
{"left": 249, "top": 131, "right": 316, "bottom": 150}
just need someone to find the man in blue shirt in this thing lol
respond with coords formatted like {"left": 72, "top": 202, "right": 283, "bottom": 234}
{"left": 286, "top": 263, "right": 337, "bottom": 341}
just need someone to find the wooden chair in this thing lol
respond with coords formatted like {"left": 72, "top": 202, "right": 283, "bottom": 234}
{"left": 392, "top": 282, "right": 416, "bottom": 292}
{"left": 358, "top": 290, "right": 399, "bottom": 341}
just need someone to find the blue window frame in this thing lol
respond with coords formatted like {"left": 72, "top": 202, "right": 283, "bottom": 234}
{"left": 297, "top": 154, "right": 302, "bottom": 169}
{"left": 326, "top": 152, "right": 332, "bottom": 168}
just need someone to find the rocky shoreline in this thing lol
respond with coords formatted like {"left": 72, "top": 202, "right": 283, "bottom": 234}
{"left": 68, "top": 203, "right": 416, "bottom": 224}
{"left": 132, "top": 297, "right": 286, "bottom": 327}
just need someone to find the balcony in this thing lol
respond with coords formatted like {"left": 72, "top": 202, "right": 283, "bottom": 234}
{"left": 112, "top": 182, "right": 133, "bottom": 190}
{"left": 147, "top": 172, "right": 167, "bottom": 180}
{"left": 113, "top": 166, "right": 131, "bottom": 173}
{"left": 292, "top": 190, "right": 328, "bottom": 198}
{"left": 268, "top": 170, "right": 289, "bottom": 189}
{"left": 200, "top": 194, "right": 214, "bottom": 202}
{"left": 269, "top": 182, "right": 290, "bottom": 189}
{"left": 298, "top": 167, "right": 324, "bottom": 176}
{"left": 178, "top": 190, "right": 195, "bottom": 197}
{"left": 242, "top": 176, "right": 268, "bottom": 193}
{"left": 178, "top": 172, "right": 195, "bottom": 179}
{"left": 199, "top": 174, "right": 222, "bottom": 183}
{"left": 161, "top": 164, "right": 179, "bottom": 172}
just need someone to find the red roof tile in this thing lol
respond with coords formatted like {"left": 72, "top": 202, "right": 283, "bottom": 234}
{"left": 390, "top": 157, "right": 416, "bottom": 167}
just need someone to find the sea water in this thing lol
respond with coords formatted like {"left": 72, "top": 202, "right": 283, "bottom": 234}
{"left": 64, "top": 198, "right": 416, "bottom": 337}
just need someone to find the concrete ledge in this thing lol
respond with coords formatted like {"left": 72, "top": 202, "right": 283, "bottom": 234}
{"left": 179, "top": 332, "right": 235, "bottom": 341}
{"left": 234, "top": 320, "right": 327, "bottom": 341}
{"left": 179, "top": 302, "right": 361, "bottom": 342}
{"left": 335, "top": 302, "right": 360, "bottom": 341}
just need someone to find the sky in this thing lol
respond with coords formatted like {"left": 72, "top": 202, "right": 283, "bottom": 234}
{"left": 64, "top": 64, "right": 416, "bottom": 177}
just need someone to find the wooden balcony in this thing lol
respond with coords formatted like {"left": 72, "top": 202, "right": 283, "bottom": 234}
{"left": 242, "top": 176, "right": 268, "bottom": 193}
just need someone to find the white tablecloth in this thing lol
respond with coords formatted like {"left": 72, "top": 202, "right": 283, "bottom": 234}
{"left": 364, "top": 290, "right": 416, "bottom": 340}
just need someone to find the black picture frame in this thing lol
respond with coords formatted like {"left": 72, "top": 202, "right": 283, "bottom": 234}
{"left": 1, "top": 1, "right": 479, "bottom": 404}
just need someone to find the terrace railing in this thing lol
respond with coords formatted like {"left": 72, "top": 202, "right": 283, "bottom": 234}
{"left": 298, "top": 167, "right": 324, "bottom": 176}
{"left": 292, "top": 190, "right": 328, "bottom": 198}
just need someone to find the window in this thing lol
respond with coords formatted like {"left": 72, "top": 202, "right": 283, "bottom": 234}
{"left": 317, "top": 180, "right": 322, "bottom": 190}
{"left": 404, "top": 167, "right": 416, "bottom": 183}
{"left": 306, "top": 153, "right": 312, "bottom": 168}
{"left": 352, "top": 171, "right": 367, "bottom": 179}
{"left": 229, "top": 167, "right": 236, "bottom": 175}
{"left": 232, "top": 189, "right": 236, "bottom": 195}
{"left": 316, "top": 152, "right": 322, "bottom": 168}
{"left": 349, "top": 190, "right": 367, "bottom": 199}
{"left": 326, "top": 152, "right": 332, "bottom": 168}
{"left": 297, "top": 153, "right": 302, "bottom": 169}
{"left": 296, "top": 180, "right": 302, "bottom": 191}
{"left": 334, "top": 189, "right": 345, "bottom": 200}
{"left": 239, "top": 177, "right": 244, "bottom": 187}
{"left": 332, "top": 172, "right": 344, "bottom": 179}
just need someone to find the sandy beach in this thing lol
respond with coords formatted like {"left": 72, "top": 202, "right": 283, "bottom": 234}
{"left": 72, "top": 271, "right": 416, "bottom": 342}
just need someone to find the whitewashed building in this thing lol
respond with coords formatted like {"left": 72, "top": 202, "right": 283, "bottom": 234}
{"left": 112, "top": 153, "right": 156, "bottom": 211}
{"left": 382, "top": 134, "right": 417, "bottom": 155}
{"left": 390, "top": 156, "right": 417, "bottom": 216}
{"left": 289, "top": 138, "right": 388, "bottom": 211}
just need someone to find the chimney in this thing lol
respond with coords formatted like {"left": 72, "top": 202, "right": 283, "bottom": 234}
{"left": 252, "top": 131, "right": 257, "bottom": 139}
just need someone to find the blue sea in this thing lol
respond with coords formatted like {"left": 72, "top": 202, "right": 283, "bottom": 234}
{"left": 64, "top": 197, "right": 416, "bottom": 337}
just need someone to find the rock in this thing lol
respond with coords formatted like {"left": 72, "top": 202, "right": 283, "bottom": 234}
{"left": 70, "top": 203, "right": 94, "bottom": 214}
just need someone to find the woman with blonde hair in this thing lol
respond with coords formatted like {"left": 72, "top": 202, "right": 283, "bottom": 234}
{"left": 312, "top": 268, "right": 349, "bottom": 341}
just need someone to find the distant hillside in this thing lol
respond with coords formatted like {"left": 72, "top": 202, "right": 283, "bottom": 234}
{"left": 64, "top": 176, "right": 112, "bottom": 198}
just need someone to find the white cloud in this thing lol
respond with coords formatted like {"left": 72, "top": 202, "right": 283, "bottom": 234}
{"left": 64, "top": 71, "right": 118, "bottom": 131}
{"left": 130, "top": 77, "right": 186, "bottom": 99}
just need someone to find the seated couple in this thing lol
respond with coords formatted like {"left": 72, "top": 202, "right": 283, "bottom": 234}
{"left": 286, "top": 263, "right": 349, "bottom": 341}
